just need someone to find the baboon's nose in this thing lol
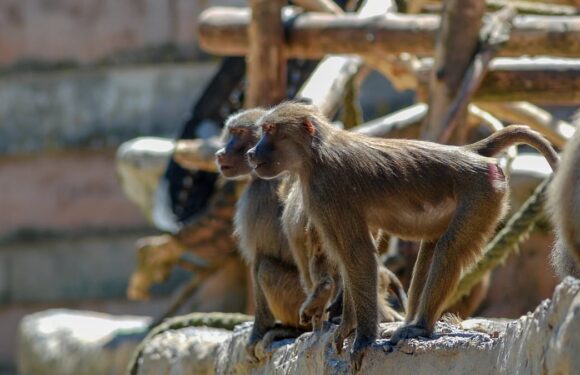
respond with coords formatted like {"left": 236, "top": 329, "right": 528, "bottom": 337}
{"left": 246, "top": 149, "right": 256, "bottom": 161}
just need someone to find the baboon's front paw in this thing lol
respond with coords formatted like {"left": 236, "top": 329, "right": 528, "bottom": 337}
{"left": 390, "top": 324, "right": 431, "bottom": 344}
{"left": 350, "top": 335, "right": 374, "bottom": 372}
{"left": 253, "top": 340, "right": 273, "bottom": 361}
{"left": 245, "top": 336, "right": 262, "bottom": 363}
{"left": 332, "top": 325, "right": 354, "bottom": 354}
{"left": 299, "top": 307, "right": 313, "bottom": 326}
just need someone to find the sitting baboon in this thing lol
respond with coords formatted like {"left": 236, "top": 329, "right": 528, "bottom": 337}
{"left": 547, "top": 128, "right": 580, "bottom": 278}
{"left": 215, "top": 108, "right": 307, "bottom": 361}
{"left": 247, "top": 101, "right": 558, "bottom": 368}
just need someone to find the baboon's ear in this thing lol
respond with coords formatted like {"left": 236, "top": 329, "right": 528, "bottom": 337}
{"left": 304, "top": 119, "right": 316, "bottom": 136}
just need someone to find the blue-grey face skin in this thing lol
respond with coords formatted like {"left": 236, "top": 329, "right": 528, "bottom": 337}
{"left": 247, "top": 132, "right": 283, "bottom": 179}
{"left": 215, "top": 129, "right": 259, "bottom": 179}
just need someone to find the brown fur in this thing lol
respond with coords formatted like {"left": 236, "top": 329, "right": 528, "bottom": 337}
{"left": 282, "top": 162, "right": 406, "bottom": 330}
{"left": 247, "top": 102, "right": 558, "bottom": 367}
{"left": 547, "top": 127, "right": 580, "bottom": 279}
{"left": 216, "top": 109, "right": 307, "bottom": 362}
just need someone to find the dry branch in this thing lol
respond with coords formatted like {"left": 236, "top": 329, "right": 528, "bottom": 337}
{"left": 198, "top": 9, "right": 580, "bottom": 58}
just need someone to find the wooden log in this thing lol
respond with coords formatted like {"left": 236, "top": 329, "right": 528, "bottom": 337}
{"left": 476, "top": 102, "right": 576, "bottom": 148}
{"left": 173, "top": 138, "right": 221, "bottom": 173}
{"left": 292, "top": 0, "right": 343, "bottom": 14}
{"left": 296, "top": 0, "right": 394, "bottom": 118}
{"left": 416, "top": 57, "right": 580, "bottom": 104}
{"left": 198, "top": 9, "right": 580, "bottom": 58}
{"left": 425, "top": 6, "right": 516, "bottom": 143}
{"left": 351, "top": 103, "right": 427, "bottom": 138}
{"left": 420, "top": 0, "right": 486, "bottom": 142}
{"left": 245, "top": 0, "right": 286, "bottom": 107}
{"left": 421, "top": 0, "right": 579, "bottom": 16}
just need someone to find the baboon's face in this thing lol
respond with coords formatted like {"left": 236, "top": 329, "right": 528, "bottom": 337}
{"left": 215, "top": 127, "right": 260, "bottom": 179}
{"left": 247, "top": 122, "right": 304, "bottom": 179}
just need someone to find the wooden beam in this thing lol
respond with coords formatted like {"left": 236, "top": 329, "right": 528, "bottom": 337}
{"left": 476, "top": 102, "right": 576, "bottom": 148}
{"left": 296, "top": 0, "right": 395, "bottom": 118}
{"left": 420, "top": 0, "right": 487, "bottom": 142}
{"left": 198, "top": 9, "right": 580, "bottom": 58}
{"left": 416, "top": 57, "right": 580, "bottom": 104}
{"left": 351, "top": 103, "right": 427, "bottom": 138}
{"left": 245, "top": 0, "right": 286, "bottom": 107}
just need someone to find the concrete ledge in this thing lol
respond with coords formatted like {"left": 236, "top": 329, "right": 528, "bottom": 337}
{"left": 133, "top": 278, "right": 579, "bottom": 375}
{"left": 18, "top": 309, "right": 150, "bottom": 375}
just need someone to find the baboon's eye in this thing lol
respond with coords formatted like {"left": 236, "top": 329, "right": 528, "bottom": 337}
{"left": 263, "top": 124, "right": 276, "bottom": 134}
{"left": 230, "top": 128, "right": 247, "bottom": 136}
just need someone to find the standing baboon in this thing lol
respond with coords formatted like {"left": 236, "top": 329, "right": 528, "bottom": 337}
{"left": 247, "top": 102, "right": 558, "bottom": 368}
{"left": 283, "top": 180, "right": 406, "bottom": 328}
{"left": 215, "top": 109, "right": 307, "bottom": 361}
{"left": 548, "top": 128, "right": 580, "bottom": 278}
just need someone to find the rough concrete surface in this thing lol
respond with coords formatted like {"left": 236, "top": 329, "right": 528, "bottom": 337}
{"left": 133, "top": 278, "right": 579, "bottom": 375}
{"left": 18, "top": 309, "right": 150, "bottom": 375}
{"left": 17, "top": 280, "right": 579, "bottom": 375}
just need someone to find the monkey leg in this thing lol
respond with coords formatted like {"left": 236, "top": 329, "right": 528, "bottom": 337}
{"left": 404, "top": 241, "right": 435, "bottom": 322}
{"left": 326, "top": 281, "right": 343, "bottom": 323}
{"left": 246, "top": 257, "right": 277, "bottom": 362}
{"left": 332, "top": 278, "right": 356, "bottom": 353}
{"left": 392, "top": 194, "right": 504, "bottom": 343}
{"left": 300, "top": 251, "right": 335, "bottom": 330}
{"left": 331, "top": 232, "right": 379, "bottom": 371}
{"left": 258, "top": 256, "right": 307, "bottom": 328}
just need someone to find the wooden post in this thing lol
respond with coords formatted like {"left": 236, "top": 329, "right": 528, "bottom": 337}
{"left": 420, "top": 0, "right": 486, "bottom": 142}
{"left": 245, "top": 0, "right": 287, "bottom": 107}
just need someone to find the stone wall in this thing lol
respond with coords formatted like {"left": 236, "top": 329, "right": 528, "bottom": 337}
{"left": 0, "top": 0, "right": 244, "bottom": 67}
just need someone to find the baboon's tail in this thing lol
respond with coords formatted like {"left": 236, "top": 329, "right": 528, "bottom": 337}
{"left": 383, "top": 268, "right": 408, "bottom": 314}
{"left": 466, "top": 125, "right": 559, "bottom": 171}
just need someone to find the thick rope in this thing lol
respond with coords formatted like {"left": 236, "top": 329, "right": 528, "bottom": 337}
{"left": 446, "top": 176, "right": 551, "bottom": 308}
{"left": 126, "top": 312, "right": 252, "bottom": 375}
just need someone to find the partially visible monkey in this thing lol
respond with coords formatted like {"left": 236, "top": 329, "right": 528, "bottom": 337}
{"left": 215, "top": 108, "right": 308, "bottom": 361}
{"left": 247, "top": 101, "right": 558, "bottom": 369}
{"left": 547, "top": 127, "right": 580, "bottom": 278}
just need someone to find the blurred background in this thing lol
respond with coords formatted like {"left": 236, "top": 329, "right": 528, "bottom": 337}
{"left": 0, "top": 1, "right": 247, "bottom": 373}
{"left": 0, "top": 1, "right": 577, "bottom": 374}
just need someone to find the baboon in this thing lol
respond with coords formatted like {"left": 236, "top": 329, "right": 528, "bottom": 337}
{"left": 247, "top": 101, "right": 558, "bottom": 368}
{"left": 215, "top": 108, "right": 307, "bottom": 361}
{"left": 547, "top": 128, "right": 580, "bottom": 278}
{"left": 282, "top": 180, "right": 406, "bottom": 328}
{"left": 217, "top": 110, "right": 404, "bottom": 350}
